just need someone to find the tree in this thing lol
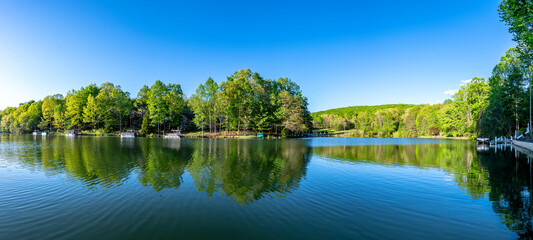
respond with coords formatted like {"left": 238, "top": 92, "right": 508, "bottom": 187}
{"left": 499, "top": 0, "right": 533, "bottom": 51}
{"left": 24, "top": 101, "right": 43, "bottom": 132}
{"left": 447, "top": 77, "right": 490, "bottom": 137}
{"left": 480, "top": 48, "right": 528, "bottom": 137}
{"left": 429, "top": 126, "right": 440, "bottom": 136}
{"left": 140, "top": 111, "right": 151, "bottom": 135}
{"left": 190, "top": 84, "right": 208, "bottom": 135}
{"left": 40, "top": 94, "right": 64, "bottom": 131}
{"left": 95, "top": 83, "right": 131, "bottom": 131}
{"left": 135, "top": 85, "right": 151, "bottom": 133}
{"left": 83, "top": 95, "right": 99, "bottom": 129}
{"left": 147, "top": 80, "right": 185, "bottom": 134}
{"left": 65, "top": 84, "right": 99, "bottom": 131}
{"left": 221, "top": 70, "right": 254, "bottom": 133}
{"left": 1, "top": 108, "right": 14, "bottom": 133}
{"left": 190, "top": 77, "right": 220, "bottom": 135}
{"left": 278, "top": 90, "right": 308, "bottom": 135}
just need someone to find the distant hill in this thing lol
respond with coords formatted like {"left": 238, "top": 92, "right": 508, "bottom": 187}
{"left": 310, "top": 103, "right": 446, "bottom": 138}
{"left": 312, "top": 104, "right": 419, "bottom": 118}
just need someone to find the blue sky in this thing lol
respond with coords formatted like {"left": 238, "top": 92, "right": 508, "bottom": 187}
{"left": 0, "top": 0, "right": 515, "bottom": 112}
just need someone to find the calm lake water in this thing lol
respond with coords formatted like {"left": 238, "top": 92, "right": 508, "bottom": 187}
{"left": 1, "top": 136, "right": 532, "bottom": 239}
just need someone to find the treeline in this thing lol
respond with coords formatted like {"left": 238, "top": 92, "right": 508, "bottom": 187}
{"left": 0, "top": 69, "right": 311, "bottom": 136}
{"left": 312, "top": 46, "right": 533, "bottom": 139}
{"left": 312, "top": 77, "right": 490, "bottom": 138}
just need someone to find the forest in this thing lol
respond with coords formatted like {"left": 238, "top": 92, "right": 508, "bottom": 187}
{"left": 0, "top": 69, "right": 311, "bottom": 136}
{"left": 312, "top": 47, "right": 530, "bottom": 139}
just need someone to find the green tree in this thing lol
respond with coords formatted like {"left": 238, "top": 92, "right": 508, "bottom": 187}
{"left": 39, "top": 94, "right": 64, "bottom": 131}
{"left": 83, "top": 94, "right": 99, "bottom": 129}
{"left": 65, "top": 84, "right": 99, "bottom": 131}
{"left": 278, "top": 90, "right": 308, "bottom": 135}
{"left": 140, "top": 111, "right": 151, "bottom": 135}
{"left": 94, "top": 83, "right": 131, "bottom": 132}
{"left": 147, "top": 80, "right": 185, "bottom": 134}
{"left": 481, "top": 48, "right": 527, "bottom": 137}
{"left": 498, "top": 0, "right": 533, "bottom": 52}
{"left": 190, "top": 77, "right": 220, "bottom": 135}
{"left": 24, "top": 101, "right": 43, "bottom": 132}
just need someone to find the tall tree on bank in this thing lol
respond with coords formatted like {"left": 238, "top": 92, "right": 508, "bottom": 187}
{"left": 499, "top": 0, "right": 533, "bottom": 55}
{"left": 278, "top": 90, "right": 309, "bottom": 135}
{"left": 221, "top": 69, "right": 254, "bottom": 133}
{"left": 450, "top": 77, "right": 490, "bottom": 136}
{"left": 146, "top": 80, "right": 185, "bottom": 134}
{"left": 39, "top": 94, "right": 64, "bottom": 131}
{"left": 82, "top": 95, "right": 99, "bottom": 129}
{"left": 65, "top": 84, "right": 100, "bottom": 131}
{"left": 481, "top": 48, "right": 528, "bottom": 137}
{"left": 94, "top": 83, "right": 132, "bottom": 132}
{"left": 190, "top": 77, "right": 219, "bottom": 135}
{"left": 135, "top": 85, "right": 151, "bottom": 134}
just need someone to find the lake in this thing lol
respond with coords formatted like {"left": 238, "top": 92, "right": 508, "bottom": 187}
{"left": 0, "top": 136, "right": 531, "bottom": 239}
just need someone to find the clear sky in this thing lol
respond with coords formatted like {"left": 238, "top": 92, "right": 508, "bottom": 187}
{"left": 0, "top": 0, "right": 515, "bottom": 112}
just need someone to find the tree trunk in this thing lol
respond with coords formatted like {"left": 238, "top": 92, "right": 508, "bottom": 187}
{"left": 515, "top": 102, "right": 520, "bottom": 130}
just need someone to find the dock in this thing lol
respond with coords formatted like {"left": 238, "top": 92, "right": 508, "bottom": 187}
{"left": 164, "top": 130, "right": 182, "bottom": 139}
{"left": 477, "top": 137, "right": 512, "bottom": 147}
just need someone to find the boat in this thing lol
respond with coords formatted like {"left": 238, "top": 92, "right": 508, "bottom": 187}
{"left": 65, "top": 130, "right": 79, "bottom": 137}
{"left": 32, "top": 130, "right": 40, "bottom": 135}
{"left": 164, "top": 130, "right": 181, "bottom": 139}
{"left": 121, "top": 130, "right": 136, "bottom": 138}
{"left": 257, "top": 132, "right": 264, "bottom": 138}
{"left": 476, "top": 143, "right": 490, "bottom": 152}
{"left": 41, "top": 131, "right": 48, "bottom": 136}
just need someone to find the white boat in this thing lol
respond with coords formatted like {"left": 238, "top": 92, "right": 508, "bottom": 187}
{"left": 41, "top": 131, "right": 48, "bottom": 136}
{"left": 164, "top": 130, "right": 181, "bottom": 139}
{"left": 121, "top": 130, "right": 136, "bottom": 138}
{"left": 65, "top": 130, "right": 79, "bottom": 137}
{"left": 32, "top": 130, "right": 41, "bottom": 136}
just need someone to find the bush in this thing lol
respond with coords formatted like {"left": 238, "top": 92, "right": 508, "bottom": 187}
{"left": 429, "top": 126, "right": 440, "bottom": 136}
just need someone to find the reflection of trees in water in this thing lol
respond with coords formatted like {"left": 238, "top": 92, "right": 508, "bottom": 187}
{"left": 136, "top": 139, "right": 192, "bottom": 191}
{"left": 0, "top": 136, "right": 137, "bottom": 187}
{"left": 313, "top": 143, "right": 490, "bottom": 199}
{"left": 8, "top": 135, "right": 533, "bottom": 235}
{"left": 4, "top": 136, "right": 311, "bottom": 204}
{"left": 479, "top": 149, "right": 533, "bottom": 238}
{"left": 313, "top": 143, "right": 533, "bottom": 238}
{"left": 187, "top": 139, "right": 311, "bottom": 205}
{"left": 45, "top": 137, "right": 136, "bottom": 187}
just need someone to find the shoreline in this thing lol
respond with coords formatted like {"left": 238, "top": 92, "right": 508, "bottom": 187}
{"left": 0, "top": 132, "right": 474, "bottom": 140}
{"left": 512, "top": 140, "right": 533, "bottom": 152}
